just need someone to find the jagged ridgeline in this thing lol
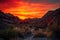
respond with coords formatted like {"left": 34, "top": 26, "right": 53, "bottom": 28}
{"left": 37, "top": 8, "right": 60, "bottom": 38}
{"left": 0, "top": 10, "right": 25, "bottom": 40}
{"left": 0, "top": 10, "right": 22, "bottom": 29}
{"left": 0, "top": 8, "right": 60, "bottom": 40}
{"left": 40, "top": 8, "right": 60, "bottom": 29}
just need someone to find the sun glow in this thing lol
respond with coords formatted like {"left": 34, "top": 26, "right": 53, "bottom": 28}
{"left": 18, "top": 16, "right": 28, "bottom": 20}
{"left": 2, "top": 2, "right": 59, "bottom": 20}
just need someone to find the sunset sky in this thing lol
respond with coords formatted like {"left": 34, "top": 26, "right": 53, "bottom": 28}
{"left": 0, "top": 0, "right": 60, "bottom": 20}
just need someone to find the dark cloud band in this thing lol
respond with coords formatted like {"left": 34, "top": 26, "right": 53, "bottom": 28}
{"left": 0, "top": 0, "right": 12, "bottom": 4}
{"left": 0, "top": 0, "right": 60, "bottom": 4}
{"left": 22, "top": 0, "right": 60, "bottom": 3}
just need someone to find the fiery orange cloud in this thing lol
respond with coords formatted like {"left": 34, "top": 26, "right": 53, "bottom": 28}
{"left": 0, "top": 0, "right": 60, "bottom": 20}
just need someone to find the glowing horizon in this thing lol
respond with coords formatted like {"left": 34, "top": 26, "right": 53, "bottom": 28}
{"left": 0, "top": 0, "right": 60, "bottom": 20}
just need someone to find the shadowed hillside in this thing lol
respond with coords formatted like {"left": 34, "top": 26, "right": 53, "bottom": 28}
{"left": 0, "top": 8, "right": 60, "bottom": 40}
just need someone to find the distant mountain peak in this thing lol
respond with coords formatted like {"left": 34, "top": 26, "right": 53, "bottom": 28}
{"left": 56, "top": 8, "right": 60, "bottom": 10}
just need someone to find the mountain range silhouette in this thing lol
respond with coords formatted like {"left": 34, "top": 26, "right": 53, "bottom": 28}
{"left": 0, "top": 8, "right": 60, "bottom": 40}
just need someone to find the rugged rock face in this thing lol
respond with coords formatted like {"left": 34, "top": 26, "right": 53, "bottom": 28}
{"left": 0, "top": 8, "right": 60, "bottom": 40}
{"left": 33, "top": 8, "right": 60, "bottom": 38}
{"left": 0, "top": 10, "right": 22, "bottom": 29}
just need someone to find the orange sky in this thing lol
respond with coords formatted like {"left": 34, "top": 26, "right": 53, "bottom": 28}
{"left": 0, "top": 0, "right": 60, "bottom": 20}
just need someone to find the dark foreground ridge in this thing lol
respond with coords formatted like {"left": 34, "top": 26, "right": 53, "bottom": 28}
{"left": 0, "top": 8, "right": 60, "bottom": 40}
